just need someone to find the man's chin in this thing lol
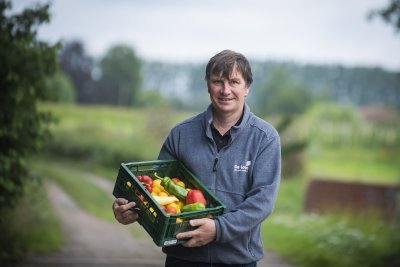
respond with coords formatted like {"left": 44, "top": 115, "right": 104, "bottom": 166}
{"left": 215, "top": 104, "right": 233, "bottom": 113}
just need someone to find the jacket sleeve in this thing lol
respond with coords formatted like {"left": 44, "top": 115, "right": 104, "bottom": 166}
{"left": 157, "top": 129, "right": 178, "bottom": 160}
{"left": 214, "top": 135, "right": 281, "bottom": 243}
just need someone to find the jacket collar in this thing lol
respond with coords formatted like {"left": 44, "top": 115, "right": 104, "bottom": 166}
{"left": 204, "top": 103, "right": 251, "bottom": 140}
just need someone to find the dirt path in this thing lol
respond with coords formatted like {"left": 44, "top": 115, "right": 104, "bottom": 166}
{"left": 14, "top": 173, "right": 296, "bottom": 267}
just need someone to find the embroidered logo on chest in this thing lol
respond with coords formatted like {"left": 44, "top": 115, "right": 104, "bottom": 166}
{"left": 233, "top": 161, "right": 251, "bottom": 172}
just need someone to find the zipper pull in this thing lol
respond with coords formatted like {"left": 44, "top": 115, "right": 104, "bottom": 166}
{"left": 213, "top": 157, "right": 219, "bottom": 172}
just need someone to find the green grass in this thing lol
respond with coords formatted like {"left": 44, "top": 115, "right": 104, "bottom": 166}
{"left": 263, "top": 212, "right": 400, "bottom": 267}
{"left": 22, "top": 103, "right": 400, "bottom": 267}
{"left": 40, "top": 103, "right": 195, "bottom": 168}
{"left": 273, "top": 176, "right": 306, "bottom": 215}
{"left": 0, "top": 178, "right": 63, "bottom": 262}
{"left": 306, "top": 146, "right": 400, "bottom": 184}
{"left": 262, "top": 169, "right": 400, "bottom": 267}
{"left": 263, "top": 168, "right": 400, "bottom": 267}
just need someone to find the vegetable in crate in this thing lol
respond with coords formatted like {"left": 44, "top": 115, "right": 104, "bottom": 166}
{"left": 172, "top": 178, "right": 186, "bottom": 188}
{"left": 137, "top": 175, "right": 153, "bottom": 193}
{"left": 186, "top": 189, "right": 207, "bottom": 206}
{"left": 153, "top": 195, "right": 179, "bottom": 206}
{"left": 137, "top": 175, "right": 153, "bottom": 186}
{"left": 154, "top": 172, "right": 187, "bottom": 200}
{"left": 181, "top": 202, "right": 206, "bottom": 212}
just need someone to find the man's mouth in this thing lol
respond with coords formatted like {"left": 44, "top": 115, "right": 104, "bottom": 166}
{"left": 218, "top": 98, "right": 233, "bottom": 102}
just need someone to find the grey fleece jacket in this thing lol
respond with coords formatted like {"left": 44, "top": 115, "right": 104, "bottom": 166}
{"left": 158, "top": 103, "right": 281, "bottom": 264}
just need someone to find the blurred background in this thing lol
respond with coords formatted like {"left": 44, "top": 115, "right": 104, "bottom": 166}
{"left": 1, "top": 0, "right": 399, "bottom": 266}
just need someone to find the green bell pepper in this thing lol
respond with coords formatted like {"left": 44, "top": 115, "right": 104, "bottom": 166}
{"left": 181, "top": 202, "right": 206, "bottom": 213}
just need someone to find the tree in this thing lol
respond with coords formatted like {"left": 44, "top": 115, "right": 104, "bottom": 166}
{"left": 0, "top": 1, "right": 58, "bottom": 209}
{"left": 58, "top": 40, "right": 95, "bottom": 103}
{"left": 99, "top": 45, "right": 142, "bottom": 106}
{"left": 369, "top": 0, "right": 400, "bottom": 33}
{"left": 44, "top": 70, "right": 75, "bottom": 103}
{"left": 256, "top": 66, "right": 313, "bottom": 116}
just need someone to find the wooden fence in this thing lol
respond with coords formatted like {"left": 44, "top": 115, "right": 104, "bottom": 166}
{"left": 304, "top": 179, "right": 400, "bottom": 221}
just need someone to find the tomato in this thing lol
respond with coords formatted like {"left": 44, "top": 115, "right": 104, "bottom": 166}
{"left": 142, "top": 175, "right": 153, "bottom": 186}
{"left": 146, "top": 185, "right": 152, "bottom": 193}
{"left": 166, "top": 206, "right": 177, "bottom": 214}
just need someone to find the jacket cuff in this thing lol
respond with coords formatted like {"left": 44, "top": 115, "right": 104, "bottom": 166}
{"left": 214, "top": 217, "right": 222, "bottom": 242}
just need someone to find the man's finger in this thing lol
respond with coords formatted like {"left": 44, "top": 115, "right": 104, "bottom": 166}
{"left": 176, "top": 230, "right": 195, "bottom": 240}
{"left": 189, "top": 218, "right": 206, "bottom": 227}
{"left": 116, "top": 198, "right": 129, "bottom": 205}
{"left": 118, "top": 201, "right": 136, "bottom": 212}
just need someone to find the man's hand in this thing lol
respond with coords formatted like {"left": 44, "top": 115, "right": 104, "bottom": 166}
{"left": 112, "top": 198, "right": 139, "bottom": 225}
{"left": 176, "top": 218, "right": 216, "bottom": 247}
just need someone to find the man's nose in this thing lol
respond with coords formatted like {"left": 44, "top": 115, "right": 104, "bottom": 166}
{"left": 220, "top": 81, "right": 232, "bottom": 94}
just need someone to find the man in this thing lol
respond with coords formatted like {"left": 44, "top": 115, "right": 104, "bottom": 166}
{"left": 113, "top": 50, "right": 281, "bottom": 266}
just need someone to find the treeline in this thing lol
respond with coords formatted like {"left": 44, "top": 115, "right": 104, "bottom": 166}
{"left": 51, "top": 40, "right": 400, "bottom": 116}
{"left": 49, "top": 41, "right": 141, "bottom": 106}
{"left": 142, "top": 61, "right": 400, "bottom": 114}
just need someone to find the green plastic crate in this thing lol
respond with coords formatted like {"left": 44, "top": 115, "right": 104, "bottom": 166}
{"left": 112, "top": 160, "right": 225, "bottom": 247}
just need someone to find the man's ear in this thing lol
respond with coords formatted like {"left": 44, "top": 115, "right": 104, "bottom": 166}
{"left": 245, "top": 86, "right": 251, "bottom": 96}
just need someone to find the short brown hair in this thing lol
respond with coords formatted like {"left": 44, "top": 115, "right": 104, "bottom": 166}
{"left": 205, "top": 50, "right": 253, "bottom": 86}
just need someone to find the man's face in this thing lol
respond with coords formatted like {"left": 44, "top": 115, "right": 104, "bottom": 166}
{"left": 207, "top": 67, "right": 250, "bottom": 116}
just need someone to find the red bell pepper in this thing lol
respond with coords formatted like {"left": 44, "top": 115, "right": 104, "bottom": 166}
{"left": 186, "top": 189, "right": 207, "bottom": 206}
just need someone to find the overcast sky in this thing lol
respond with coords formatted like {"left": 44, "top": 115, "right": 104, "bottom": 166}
{"left": 13, "top": 0, "right": 400, "bottom": 71}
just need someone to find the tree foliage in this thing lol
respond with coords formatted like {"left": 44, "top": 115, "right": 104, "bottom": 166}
{"left": 255, "top": 66, "right": 313, "bottom": 116}
{"left": 142, "top": 60, "right": 400, "bottom": 113}
{"left": 99, "top": 45, "right": 142, "bottom": 106}
{"left": 275, "top": 116, "right": 308, "bottom": 177}
{"left": 58, "top": 42, "right": 142, "bottom": 106}
{"left": 0, "top": 1, "right": 58, "bottom": 209}
{"left": 44, "top": 70, "right": 75, "bottom": 103}
{"left": 369, "top": 0, "right": 400, "bottom": 33}
{"left": 58, "top": 40, "right": 94, "bottom": 103}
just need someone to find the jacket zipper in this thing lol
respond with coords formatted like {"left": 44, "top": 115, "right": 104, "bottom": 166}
{"left": 213, "top": 154, "right": 219, "bottom": 172}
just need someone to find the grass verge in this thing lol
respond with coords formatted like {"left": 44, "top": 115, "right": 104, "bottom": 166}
{"left": 0, "top": 178, "right": 63, "bottom": 262}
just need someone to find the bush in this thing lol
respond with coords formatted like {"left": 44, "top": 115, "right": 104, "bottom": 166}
{"left": 44, "top": 71, "right": 76, "bottom": 103}
{"left": 265, "top": 213, "right": 400, "bottom": 267}
{"left": 0, "top": 1, "right": 58, "bottom": 209}
{"left": 275, "top": 116, "right": 308, "bottom": 177}
{"left": 302, "top": 102, "right": 400, "bottom": 148}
